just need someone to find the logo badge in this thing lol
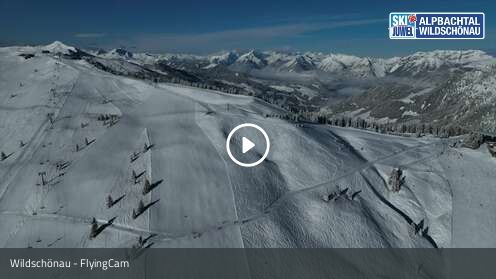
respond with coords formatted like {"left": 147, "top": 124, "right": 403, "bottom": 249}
{"left": 389, "top": 12, "right": 485, "bottom": 39}
{"left": 390, "top": 13, "right": 416, "bottom": 38}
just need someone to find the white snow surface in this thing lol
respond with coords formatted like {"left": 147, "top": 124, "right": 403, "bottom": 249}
{"left": 0, "top": 44, "right": 495, "bottom": 248}
{"left": 331, "top": 127, "right": 496, "bottom": 247}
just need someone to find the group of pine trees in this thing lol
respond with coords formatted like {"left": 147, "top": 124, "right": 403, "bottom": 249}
{"left": 263, "top": 110, "right": 469, "bottom": 139}
{"left": 264, "top": 113, "right": 300, "bottom": 122}
{"left": 153, "top": 76, "right": 241, "bottom": 95}
{"left": 326, "top": 116, "right": 467, "bottom": 138}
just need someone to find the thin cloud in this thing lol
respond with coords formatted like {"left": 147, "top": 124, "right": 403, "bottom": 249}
{"left": 129, "top": 18, "right": 386, "bottom": 53}
{"left": 74, "top": 33, "right": 106, "bottom": 38}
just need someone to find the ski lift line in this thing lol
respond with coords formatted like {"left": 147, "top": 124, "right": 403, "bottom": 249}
{"left": 0, "top": 137, "right": 453, "bottom": 246}
{"left": 0, "top": 118, "right": 55, "bottom": 203}
{"left": 0, "top": 77, "right": 80, "bottom": 207}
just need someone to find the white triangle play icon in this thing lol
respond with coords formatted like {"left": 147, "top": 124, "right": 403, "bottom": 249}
{"left": 242, "top": 137, "right": 255, "bottom": 153}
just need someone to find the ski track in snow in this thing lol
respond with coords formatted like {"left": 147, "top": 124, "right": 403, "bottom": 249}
{"left": 1, "top": 50, "right": 493, "bottom": 248}
{"left": 0, "top": 133, "right": 449, "bottom": 246}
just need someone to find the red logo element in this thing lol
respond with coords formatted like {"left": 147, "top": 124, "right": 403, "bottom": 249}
{"left": 408, "top": 14, "right": 417, "bottom": 23}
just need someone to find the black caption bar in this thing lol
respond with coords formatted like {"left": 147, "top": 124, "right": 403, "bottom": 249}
{"left": 1, "top": 248, "right": 496, "bottom": 279}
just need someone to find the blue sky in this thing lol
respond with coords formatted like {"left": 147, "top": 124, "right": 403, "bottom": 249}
{"left": 0, "top": 0, "right": 494, "bottom": 57}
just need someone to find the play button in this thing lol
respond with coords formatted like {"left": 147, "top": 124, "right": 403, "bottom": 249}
{"left": 226, "top": 123, "right": 270, "bottom": 167}
{"left": 242, "top": 137, "right": 255, "bottom": 153}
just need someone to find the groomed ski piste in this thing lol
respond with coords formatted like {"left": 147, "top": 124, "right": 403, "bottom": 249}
{"left": 0, "top": 43, "right": 495, "bottom": 249}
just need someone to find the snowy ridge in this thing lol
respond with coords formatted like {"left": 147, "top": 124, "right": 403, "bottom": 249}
{"left": 42, "top": 41, "right": 77, "bottom": 55}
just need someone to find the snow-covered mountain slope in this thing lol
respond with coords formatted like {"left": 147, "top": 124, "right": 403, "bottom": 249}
{"left": 3, "top": 44, "right": 491, "bottom": 248}
{"left": 387, "top": 50, "right": 495, "bottom": 76}
{"left": 330, "top": 62, "right": 496, "bottom": 133}
{"left": 332, "top": 127, "right": 496, "bottom": 247}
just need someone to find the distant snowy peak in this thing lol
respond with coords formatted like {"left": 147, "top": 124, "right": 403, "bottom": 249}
{"left": 315, "top": 50, "right": 495, "bottom": 77}
{"left": 318, "top": 54, "right": 387, "bottom": 77}
{"left": 223, "top": 49, "right": 495, "bottom": 76}
{"left": 93, "top": 48, "right": 164, "bottom": 65}
{"left": 209, "top": 51, "right": 239, "bottom": 65}
{"left": 82, "top": 46, "right": 496, "bottom": 78}
{"left": 42, "top": 41, "right": 77, "bottom": 55}
{"left": 280, "top": 55, "right": 316, "bottom": 72}
{"left": 230, "top": 51, "right": 316, "bottom": 72}
{"left": 234, "top": 50, "right": 267, "bottom": 68}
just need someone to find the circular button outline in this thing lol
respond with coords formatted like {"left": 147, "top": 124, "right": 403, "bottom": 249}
{"left": 226, "top": 123, "right": 270, "bottom": 167}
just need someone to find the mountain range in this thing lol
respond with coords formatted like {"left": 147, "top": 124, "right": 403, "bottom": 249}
{"left": 41, "top": 42, "right": 496, "bottom": 134}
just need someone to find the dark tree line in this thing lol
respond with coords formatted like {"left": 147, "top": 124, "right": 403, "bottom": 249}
{"left": 154, "top": 77, "right": 241, "bottom": 95}
{"left": 326, "top": 116, "right": 467, "bottom": 138}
